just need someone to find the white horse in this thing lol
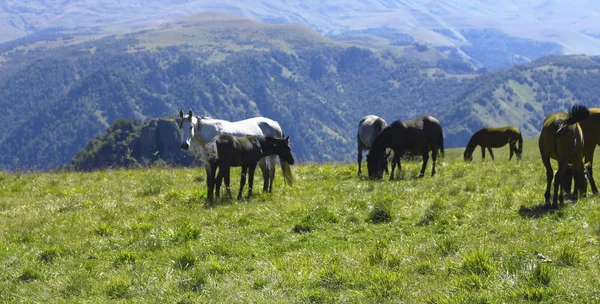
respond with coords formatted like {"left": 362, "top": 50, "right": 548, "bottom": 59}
{"left": 357, "top": 115, "right": 388, "bottom": 176}
{"left": 179, "top": 109, "right": 293, "bottom": 193}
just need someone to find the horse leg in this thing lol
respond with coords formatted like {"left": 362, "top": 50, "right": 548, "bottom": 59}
{"left": 574, "top": 161, "right": 588, "bottom": 200}
{"left": 238, "top": 166, "right": 247, "bottom": 200}
{"left": 384, "top": 149, "right": 390, "bottom": 175}
{"left": 585, "top": 151, "right": 598, "bottom": 194}
{"left": 481, "top": 146, "right": 485, "bottom": 160}
{"left": 223, "top": 164, "right": 232, "bottom": 199}
{"left": 588, "top": 163, "right": 598, "bottom": 194}
{"left": 488, "top": 148, "right": 495, "bottom": 161}
{"left": 541, "top": 155, "right": 553, "bottom": 207}
{"left": 509, "top": 142, "right": 515, "bottom": 160}
{"left": 258, "top": 157, "right": 269, "bottom": 193}
{"left": 431, "top": 148, "right": 438, "bottom": 176}
{"left": 248, "top": 164, "right": 257, "bottom": 198}
{"left": 215, "top": 165, "right": 223, "bottom": 199}
{"left": 390, "top": 153, "right": 400, "bottom": 180}
{"left": 561, "top": 166, "right": 573, "bottom": 199}
{"left": 554, "top": 162, "right": 569, "bottom": 208}
{"left": 207, "top": 164, "right": 216, "bottom": 204}
{"left": 269, "top": 155, "right": 276, "bottom": 192}
{"left": 357, "top": 140, "right": 363, "bottom": 176}
{"left": 419, "top": 151, "right": 429, "bottom": 178}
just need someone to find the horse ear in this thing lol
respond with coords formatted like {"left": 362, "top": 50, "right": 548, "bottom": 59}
{"left": 188, "top": 109, "right": 193, "bottom": 118}
{"left": 285, "top": 136, "right": 290, "bottom": 142}
{"left": 179, "top": 110, "right": 184, "bottom": 118}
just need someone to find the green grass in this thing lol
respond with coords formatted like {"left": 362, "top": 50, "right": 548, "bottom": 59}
{"left": 1, "top": 138, "right": 600, "bottom": 302}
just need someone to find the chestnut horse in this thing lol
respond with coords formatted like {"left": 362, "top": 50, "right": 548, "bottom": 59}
{"left": 578, "top": 108, "right": 600, "bottom": 194}
{"left": 538, "top": 105, "right": 589, "bottom": 208}
{"left": 463, "top": 126, "right": 523, "bottom": 161}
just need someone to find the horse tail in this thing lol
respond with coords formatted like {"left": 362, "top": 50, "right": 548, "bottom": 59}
{"left": 566, "top": 104, "right": 590, "bottom": 125}
{"left": 280, "top": 160, "right": 295, "bottom": 186}
{"left": 277, "top": 129, "right": 295, "bottom": 186}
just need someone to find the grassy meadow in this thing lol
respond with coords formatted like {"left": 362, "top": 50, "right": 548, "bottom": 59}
{"left": 1, "top": 138, "right": 600, "bottom": 303}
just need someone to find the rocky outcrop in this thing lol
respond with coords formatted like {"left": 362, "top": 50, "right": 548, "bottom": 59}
{"left": 70, "top": 117, "right": 201, "bottom": 171}
{"left": 134, "top": 117, "right": 200, "bottom": 167}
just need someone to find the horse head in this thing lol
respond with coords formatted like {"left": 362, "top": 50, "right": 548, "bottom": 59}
{"left": 463, "top": 149, "right": 473, "bottom": 162}
{"left": 265, "top": 136, "right": 295, "bottom": 165}
{"left": 366, "top": 149, "right": 388, "bottom": 180}
{"left": 516, "top": 150, "right": 523, "bottom": 160}
{"left": 178, "top": 109, "right": 196, "bottom": 150}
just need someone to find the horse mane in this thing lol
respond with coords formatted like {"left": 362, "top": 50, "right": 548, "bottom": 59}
{"left": 368, "top": 126, "right": 392, "bottom": 159}
{"left": 465, "top": 129, "right": 484, "bottom": 153}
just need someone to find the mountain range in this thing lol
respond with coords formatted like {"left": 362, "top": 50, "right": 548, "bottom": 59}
{"left": 1, "top": 13, "right": 600, "bottom": 170}
{"left": 3, "top": 1, "right": 600, "bottom": 70}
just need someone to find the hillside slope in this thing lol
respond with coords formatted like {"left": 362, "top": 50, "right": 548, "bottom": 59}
{"left": 1, "top": 14, "right": 600, "bottom": 170}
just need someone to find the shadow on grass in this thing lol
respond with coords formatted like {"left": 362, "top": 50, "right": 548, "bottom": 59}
{"left": 517, "top": 201, "right": 576, "bottom": 218}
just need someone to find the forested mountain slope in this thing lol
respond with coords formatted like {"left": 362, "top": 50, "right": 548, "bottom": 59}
{"left": 1, "top": 14, "right": 599, "bottom": 170}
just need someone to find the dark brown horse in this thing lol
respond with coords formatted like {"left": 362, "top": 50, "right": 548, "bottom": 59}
{"left": 463, "top": 126, "right": 523, "bottom": 161}
{"left": 539, "top": 105, "right": 589, "bottom": 208}
{"left": 206, "top": 135, "right": 295, "bottom": 203}
{"left": 578, "top": 108, "right": 600, "bottom": 194}
{"left": 367, "top": 116, "right": 444, "bottom": 180}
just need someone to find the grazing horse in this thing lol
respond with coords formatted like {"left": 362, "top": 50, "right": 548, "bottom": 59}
{"left": 578, "top": 108, "right": 600, "bottom": 194}
{"left": 463, "top": 126, "right": 523, "bottom": 161}
{"left": 178, "top": 110, "right": 294, "bottom": 193}
{"left": 357, "top": 115, "right": 388, "bottom": 176}
{"left": 367, "top": 116, "right": 444, "bottom": 180}
{"left": 206, "top": 135, "right": 295, "bottom": 203}
{"left": 538, "top": 105, "right": 589, "bottom": 208}
{"left": 561, "top": 108, "right": 600, "bottom": 195}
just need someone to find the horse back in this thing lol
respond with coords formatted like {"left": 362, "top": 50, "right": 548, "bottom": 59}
{"left": 212, "top": 134, "right": 263, "bottom": 167}
{"left": 579, "top": 108, "right": 600, "bottom": 148}
{"left": 391, "top": 116, "right": 442, "bottom": 153}
{"left": 478, "top": 126, "right": 520, "bottom": 147}
{"left": 200, "top": 117, "right": 283, "bottom": 139}
{"left": 243, "top": 117, "right": 283, "bottom": 138}
{"left": 539, "top": 113, "right": 584, "bottom": 162}
{"left": 358, "top": 115, "right": 387, "bottom": 148}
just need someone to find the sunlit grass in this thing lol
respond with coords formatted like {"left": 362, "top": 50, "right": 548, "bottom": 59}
{"left": 1, "top": 138, "right": 599, "bottom": 302}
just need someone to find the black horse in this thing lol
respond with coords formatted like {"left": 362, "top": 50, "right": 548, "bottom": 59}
{"left": 367, "top": 116, "right": 444, "bottom": 180}
{"left": 206, "top": 134, "right": 295, "bottom": 204}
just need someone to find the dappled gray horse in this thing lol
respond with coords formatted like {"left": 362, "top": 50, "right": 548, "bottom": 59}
{"left": 179, "top": 110, "right": 293, "bottom": 192}
{"left": 357, "top": 115, "right": 388, "bottom": 176}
